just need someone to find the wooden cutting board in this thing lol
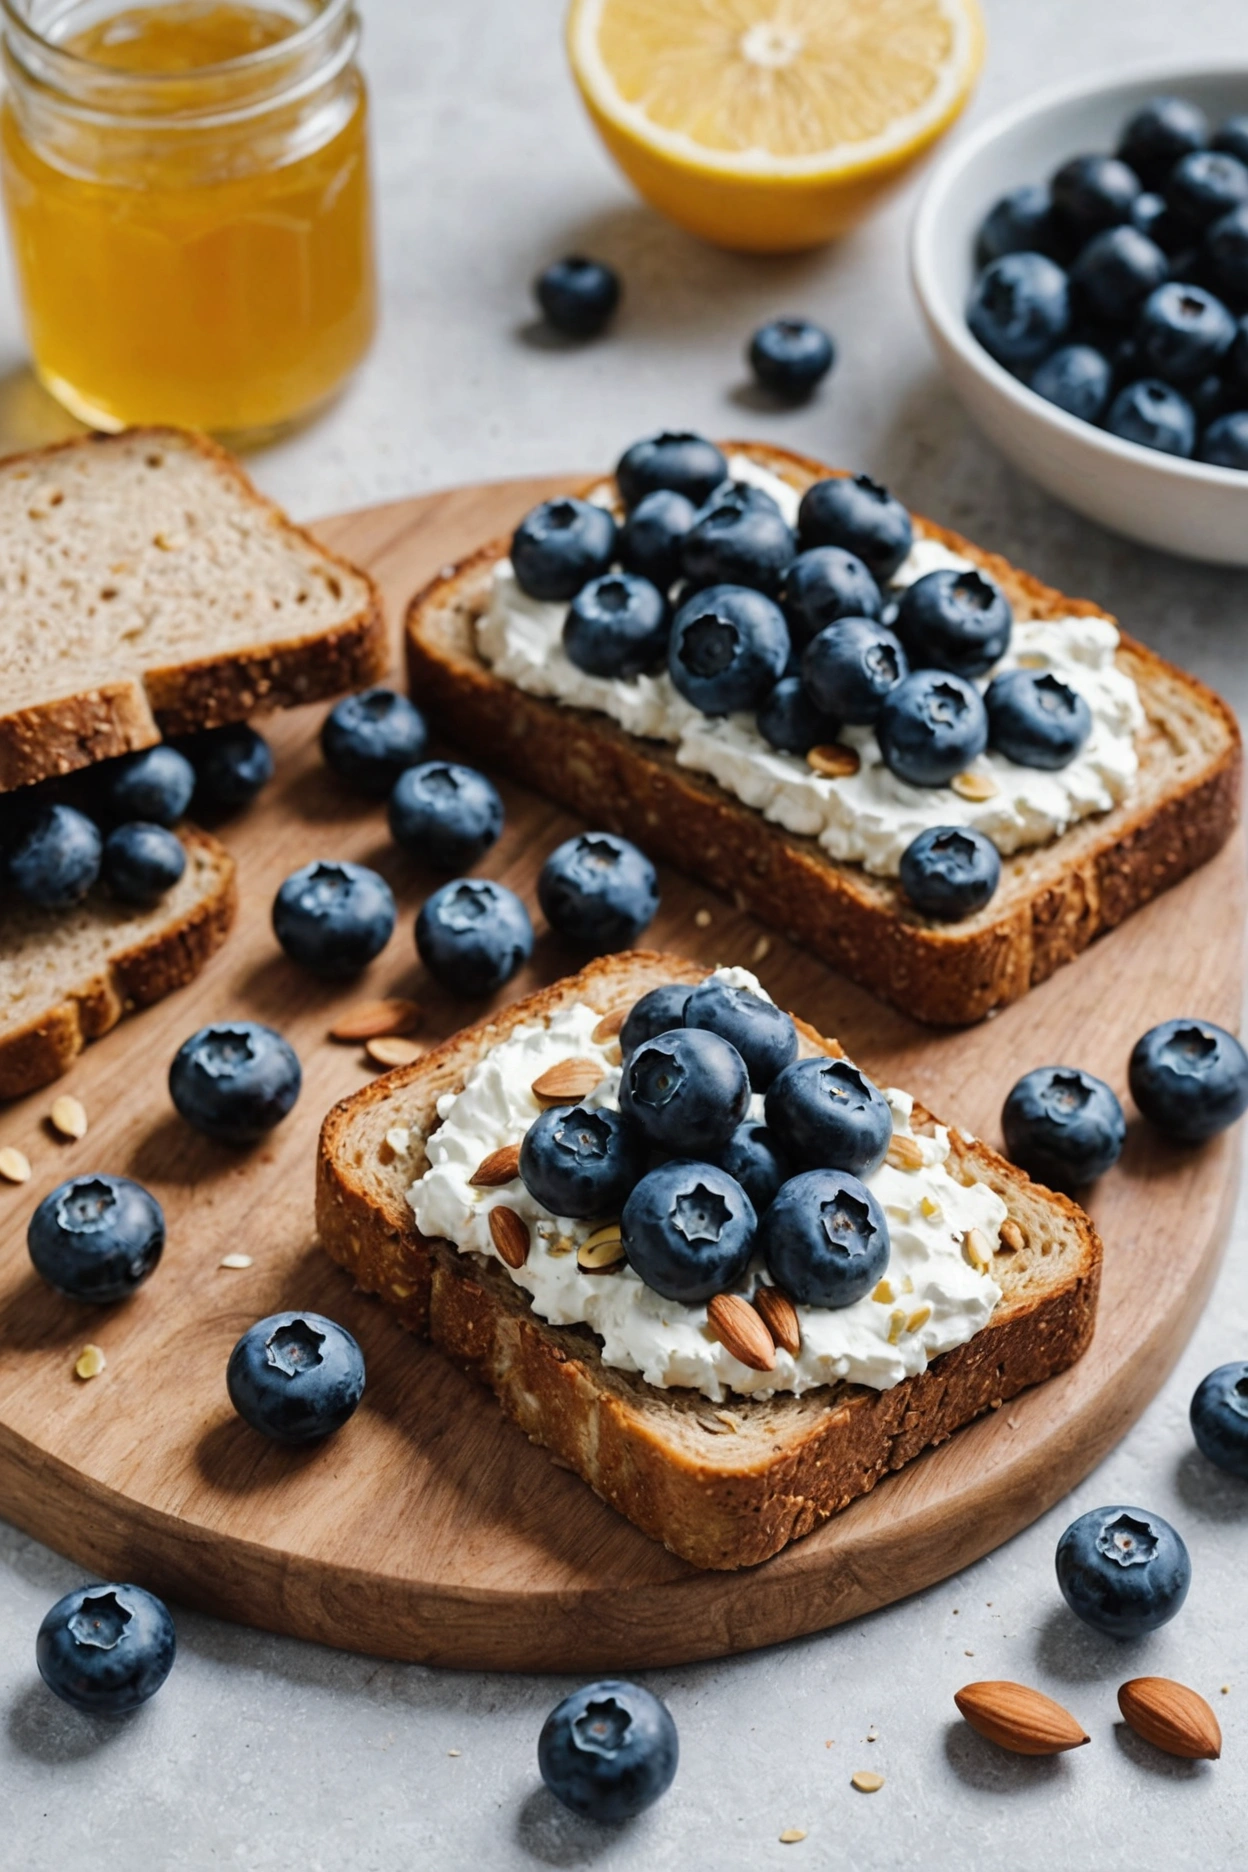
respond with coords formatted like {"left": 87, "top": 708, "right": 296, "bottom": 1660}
{"left": 0, "top": 475, "right": 1240, "bottom": 1673}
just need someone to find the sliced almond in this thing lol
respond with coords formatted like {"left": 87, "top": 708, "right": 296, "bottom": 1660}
{"left": 753, "top": 1285, "right": 801, "bottom": 1357}
{"left": 531, "top": 1058, "right": 603, "bottom": 1104}
{"left": 963, "top": 1227, "right": 993, "bottom": 1273}
{"left": 954, "top": 1681, "right": 1089, "bottom": 1756}
{"left": 50, "top": 1095, "right": 88, "bottom": 1141}
{"left": 1118, "top": 1677, "right": 1221, "bottom": 1761}
{"left": 872, "top": 1278, "right": 895, "bottom": 1305}
{"left": 906, "top": 1305, "right": 932, "bottom": 1334}
{"left": 707, "top": 1293, "right": 776, "bottom": 1372}
{"left": 778, "top": 1828, "right": 807, "bottom": 1843}
{"left": 851, "top": 1771, "right": 884, "bottom": 1793}
{"left": 886, "top": 1134, "right": 924, "bottom": 1171}
{"left": 591, "top": 1006, "right": 630, "bottom": 1044}
{"left": 366, "top": 1036, "right": 424, "bottom": 1068}
{"left": 220, "top": 1253, "right": 253, "bottom": 1270}
{"left": 807, "top": 743, "right": 860, "bottom": 779}
{"left": 470, "top": 1143, "right": 522, "bottom": 1188}
{"left": 999, "top": 1218, "right": 1025, "bottom": 1252}
{"left": 330, "top": 998, "right": 422, "bottom": 1042}
{"left": 577, "top": 1222, "right": 625, "bottom": 1271}
{"left": 74, "top": 1343, "right": 106, "bottom": 1380}
{"left": 488, "top": 1206, "right": 530, "bottom": 1270}
{"left": 951, "top": 769, "right": 998, "bottom": 802}
{"left": 0, "top": 1147, "right": 31, "bottom": 1184}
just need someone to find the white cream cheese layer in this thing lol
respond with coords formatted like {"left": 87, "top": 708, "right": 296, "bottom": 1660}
{"left": 476, "top": 454, "right": 1145, "bottom": 878}
{"left": 404, "top": 970, "right": 1006, "bottom": 1402}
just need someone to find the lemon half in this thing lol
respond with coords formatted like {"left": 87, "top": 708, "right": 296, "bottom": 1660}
{"left": 568, "top": 0, "right": 984, "bottom": 251}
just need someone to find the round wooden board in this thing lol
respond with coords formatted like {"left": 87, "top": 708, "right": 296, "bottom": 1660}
{"left": 0, "top": 476, "right": 1241, "bottom": 1673}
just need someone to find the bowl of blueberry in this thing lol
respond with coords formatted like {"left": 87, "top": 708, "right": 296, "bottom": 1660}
{"left": 911, "top": 63, "right": 1248, "bottom": 563}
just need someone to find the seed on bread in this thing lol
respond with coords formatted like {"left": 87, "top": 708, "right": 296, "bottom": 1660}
{"left": 531, "top": 1058, "right": 603, "bottom": 1104}
{"left": 886, "top": 1134, "right": 924, "bottom": 1171}
{"left": 951, "top": 769, "right": 998, "bottom": 801}
{"left": 470, "top": 1143, "right": 522, "bottom": 1188}
{"left": 488, "top": 1206, "right": 530, "bottom": 1269}
{"left": 807, "top": 744, "right": 860, "bottom": 779}
{"left": 708, "top": 1293, "right": 776, "bottom": 1371}
{"left": 753, "top": 1285, "right": 801, "bottom": 1356}
{"left": 1000, "top": 1218, "right": 1025, "bottom": 1251}
{"left": 577, "top": 1222, "right": 625, "bottom": 1271}
{"left": 330, "top": 998, "right": 422, "bottom": 1042}
{"left": 49, "top": 1095, "right": 88, "bottom": 1140}
{"left": 954, "top": 1681, "right": 1088, "bottom": 1755}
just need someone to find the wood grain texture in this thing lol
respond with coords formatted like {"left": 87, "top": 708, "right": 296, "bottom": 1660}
{"left": 0, "top": 475, "right": 1239, "bottom": 1672}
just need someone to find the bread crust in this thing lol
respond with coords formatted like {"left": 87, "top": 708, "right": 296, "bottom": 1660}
{"left": 0, "top": 427, "right": 388, "bottom": 792}
{"left": 404, "top": 442, "right": 1241, "bottom": 1025}
{"left": 316, "top": 952, "right": 1102, "bottom": 1570}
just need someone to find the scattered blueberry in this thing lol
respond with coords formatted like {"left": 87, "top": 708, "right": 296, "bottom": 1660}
{"left": 967, "top": 252, "right": 1071, "bottom": 371}
{"left": 619, "top": 488, "right": 697, "bottom": 589}
{"left": 563, "top": 572, "right": 669, "bottom": 678}
{"left": 797, "top": 474, "right": 913, "bottom": 582}
{"left": 1198, "top": 410, "right": 1248, "bottom": 467}
{"left": 101, "top": 821, "right": 186, "bottom": 906}
{"left": 1128, "top": 1017, "right": 1248, "bottom": 1142}
{"left": 1104, "top": 378, "right": 1196, "bottom": 456}
{"left": 169, "top": 1020, "right": 301, "bottom": 1144}
{"left": 320, "top": 688, "right": 428, "bottom": 796}
{"left": 764, "top": 1056, "right": 892, "bottom": 1177}
{"left": 37, "top": 1583, "right": 175, "bottom": 1715}
{"left": 1001, "top": 1065, "right": 1125, "bottom": 1186}
{"left": 1202, "top": 202, "right": 1248, "bottom": 302}
{"left": 876, "top": 671, "right": 989, "bottom": 788}
{"left": 1213, "top": 114, "right": 1248, "bottom": 165}
{"left": 1051, "top": 154, "right": 1140, "bottom": 240}
{"left": 619, "top": 984, "right": 694, "bottom": 1059}
{"left": 1117, "top": 96, "right": 1208, "bottom": 190}
{"left": 534, "top": 255, "right": 620, "bottom": 338}
{"left": 415, "top": 878, "right": 533, "bottom": 996}
{"left": 520, "top": 1104, "right": 646, "bottom": 1219}
{"left": 510, "top": 497, "right": 617, "bottom": 603}
{"left": 227, "top": 1311, "right": 365, "bottom": 1444}
{"left": 761, "top": 1169, "right": 890, "bottom": 1308}
{"left": 779, "top": 545, "right": 883, "bottom": 649}
{"left": 28, "top": 1174, "right": 164, "bottom": 1302}
{"left": 538, "top": 832, "right": 659, "bottom": 949}
{"left": 183, "top": 723, "right": 273, "bottom": 811}
{"left": 1030, "top": 343, "right": 1114, "bottom": 421}
{"left": 1137, "top": 281, "right": 1236, "bottom": 383}
{"left": 683, "top": 977, "right": 797, "bottom": 1091}
{"left": 9, "top": 804, "right": 101, "bottom": 907}
{"left": 272, "top": 860, "right": 395, "bottom": 976}
{"left": 1130, "top": 190, "right": 1184, "bottom": 252}
{"left": 976, "top": 184, "right": 1056, "bottom": 267}
{"left": 1070, "top": 226, "right": 1168, "bottom": 325}
{"left": 620, "top": 1028, "right": 749, "bottom": 1156}
{"left": 388, "top": 762, "right": 504, "bottom": 871}
{"left": 668, "top": 585, "right": 789, "bottom": 714}
{"left": 1190, "top": 1362, "right": 1248, "bottom": 1478}
{"left": 714, "top": 1120, "right": 789, "bottom": 1215}
{"left": 680, "top": 483, "right": 795, "bottom": 596}
{"left": 1166, "top": 149, "right": 1248, "bottom": 231}
{"left": 756, "top": 674, "right": 838, "bottom": 753}
{"left": 621, "top": 1160, "right": 756, "bottom": 1303}
{"left": 893, "top": 568, "right": 1012, "bottom": 679}
{"left": 102, "top": 746, "right": 195, "bottom": 826}
{"left": 898, "top": 826, "right": 1001, "bottom": 921}
{"left": 1055, "top": 1505, "right": 1191, "bottom": 1637}
{"left": 985, "top": 669, "right": 1092, "bottom": 769}
{"left": 801, "top": 618, "right": 908, "bottom": 726}
{"left": 615, "top": 432, "right": 728, "bottom": 510}
{"left": 538, "top": 1679, "right": 678, "bottom": 1823}
{"left": 747, "top": 317, "right": 835, "bottom": 399}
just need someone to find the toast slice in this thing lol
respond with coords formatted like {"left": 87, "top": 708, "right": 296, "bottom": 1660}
{"left": 0, "top": 427, "right": 386, "bottom": 793}
{"left": 0, "top": 825, "right": 236, "bottom": 1099}
{"left": 405, "top": 442, "right": 1240, "bottom": 1025}
{"left": 316, "top": 951, "right": 1101, "bottom": 1571}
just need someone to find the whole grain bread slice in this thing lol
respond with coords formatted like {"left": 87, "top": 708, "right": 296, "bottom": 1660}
{"left": 316, "top": 951, "right": 1101, "bottom": 1571}
{"left": 0, "top": 427, "right": 386, "bottom": 792}
{"left": 0, "top": 824, "right": 236, "bottom": 1099}
{"left": 404, "top": 442, "right": 1241, "bottom": 1025}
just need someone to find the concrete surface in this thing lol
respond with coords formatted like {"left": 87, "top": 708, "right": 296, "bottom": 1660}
{"left": 1, "top": 0, "right": 1247, "bottom": 1866}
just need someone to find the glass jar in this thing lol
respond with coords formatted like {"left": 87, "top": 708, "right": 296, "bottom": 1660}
{"left": 0, "top": 0, "right": 377, "bottom": 439}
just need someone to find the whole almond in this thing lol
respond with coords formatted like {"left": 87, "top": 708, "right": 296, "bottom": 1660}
{"left": 531, "top": 1059, "right": 603, "bottom": 1104}
{"left": 330, "top": 998, "right": 421, "bottom": 1042}
{"left": 708, "top": 1293, "right": 776, "bottom": 1372}
{"left": 470, "top": 1143, "right": 522, "bottom": 1188}
{"left": 753, "top": 1286, "right": 801, "bottom": 1357}
{"left": 1118, "top": 1678, "right": 1221, "bottom": 1761}
{"left": 488, "top": 1206, "right": 530, "bottom": 1270}
{"left": 954, "top": 1681, "right": 1089, "bottom": 1756}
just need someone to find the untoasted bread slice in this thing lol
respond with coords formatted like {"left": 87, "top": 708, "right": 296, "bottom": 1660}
{"left": 404, "top": 443, "right": 1240, "bottom": 1025}
{"left": 0, "top": 428, "right": 386, "bottom": 792}
{"left": 0, "top": 825, "right": 236, "bottom": 1098}
{"left": 316, "top": 951, "right": 1101, "bottom": 1571}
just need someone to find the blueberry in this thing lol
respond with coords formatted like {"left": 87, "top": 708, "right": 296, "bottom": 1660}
{"left": 388, "top": 762, "right": 504, "bottom": 870}
{"left": 1030, "top": 343, "right": 1114, "bottom": 421}
{"left": 680, "top": 483, "right": 796, "bottom": 596}
{"left": 779, "top": 546, "right": 883, "bottom": 650}
{"left": 272, "top": 860, "right": 395, "bottom": 977}
{"left": 37, "top": 1583, "right": 175, "bottom": 1715}
{"left": 1190, "top": 1362, "right": 1248, "bottom": 1478}
{"left": 534, "top": 255, "right": 620, "bottom": 338}
{"left": 227, "top": 1310, "right": 365, "bottom": 1445}
{"left": 893, "top": 568, "right": 1012, "bottom": 679}
{"left": 975, "top": 184, "right": 1056, "bottom": 267}
{"left": 510, "top": 497, "right": 617, "bottom": 603}
{"left": 620, "top": 1028, "right": 749, "bottom": 1155}
{"left": 714, "top": 1120, "right": 789, "bottom": 1215}
{"left": 563, "top": 572, "right": 669, "bottom": 678}
{"left": 169, "top": 1020, "right": 301, "bottom": 1144}
{"left": 985, "top": 669, "right": 1092, "bottom": 770}
{"left": 1070, "top": 226, "right": 1168, "bottom": 325}
{"left": 968, "top": 252, "right": 1071, "bottom": 371}
{"left": 615, "top": 432, "right": 728, "bottom": 510}
{"left": 1105, "top": 379, "right": 1196, "bottom": 455}
{"left": 1051, "top": 154, "right": 1140, "bottom": 239}
{"left": 619, "top": 489, "right": 697, "bottom": 589}
{"left": 797, "top": 474, "right": 913, "bottom": 582}
{"left": 182, "top": 723, "right": 274, "bottom": 811}
{"left": 1002, "top": 1065, "right": 1125, "bottom": 1186}
{"left": 800, "top": 618, "right": 908, "bottom": 726}
{"left": 320, "top": 687, "right": 428, "bottom": 796}
{"left": 520, "top": 1104, "right": 646, "bottom": 1219}
{"left": 764, "top": 1056, "right": 892, "bottom": 1176}
{"left": 1117, "top": 96, "right": 1208, "bottom": 189}
{"left": 683, "top": 977, "right": 797, "bottom": 1091}
{"left": 1198, "top": 410, "right": 1248, "bottom": 467}
{"left": 538, "top": 1679, "right": 678, "bottom": 1823}
{"left": 747, "top": 317, "right": 835, "bottom": 399}
{"left": 101, "top": 821, "right": 186, "bottom": 906}
{"left": 1229, "top": 314, "right": 1248, "bottom": 390}
{"left": 1128, "top": 1017, "right": 1248, "bottom": 1141}
{"left": 761, "top": 1169, "right": 890, "bottom": 1308}
{"left": 621, "top": 1160, "right": 756, "bottom": 1303}
{"left": 876, "top": 671, "right": 989, "bottom": 787}
{"left": 1166, "top": 149, "right": 1248, "bottom": 230}
{"left": 1055, "top": 1505, "right": 1191, "bottom": 1637}
{"left": 538, "top": 832, "right": 659, "bottom": 949}
{"left": 898, "top": 826, "right": 1001, "bottom": 921}
{"left": 756, "top": 675, "right": 838, "bottom": 754}
{"left": 1130, "top": 190, "right": 1187, "bottom": 254}
{"left": 1190, "top": 371, "right": 1231, "bottom": 424}
{"left": 1202, "top": 202, "right": 1248, "bottom": 304}
{"left": 668, "top": 585, "right": 790, "bottom": 714}
{"left": 28, "top": 1174, "right": 164, "bottom": 1302}
{"left": 619, "top": 984, "right": 693, "bottom": 1059}
{"left": 102, "top": 746, "right": 195, "bottom": 826}
{"left": 1136, "top": 281, "right": 1236, "bottom": 382}
{"left": 1213, "top": 114, "right": 1248, "bottom": 166}
{"left": 415, "top": 878, "right": 533, "bottom": 996}
{"left": 9, "top": 804, "right": 101, "bottom": 907}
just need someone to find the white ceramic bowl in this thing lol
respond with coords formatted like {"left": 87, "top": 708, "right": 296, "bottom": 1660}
{"left": 911, "top": 62, "right": 1248, "bottom": 565}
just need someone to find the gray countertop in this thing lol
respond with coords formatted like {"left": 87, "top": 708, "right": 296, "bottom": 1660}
{"left": 2, "top": 1, "right": 1247, "bottom": 1866}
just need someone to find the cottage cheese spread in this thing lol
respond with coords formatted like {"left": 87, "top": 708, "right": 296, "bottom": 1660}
{"left": 476, "top": 454, "right": 1145, "bottom": 878}
{"left": 405, "top": 969, "right": 1007, "bottom": 1401}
